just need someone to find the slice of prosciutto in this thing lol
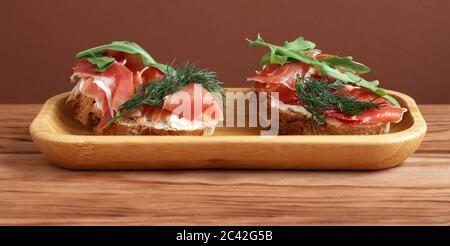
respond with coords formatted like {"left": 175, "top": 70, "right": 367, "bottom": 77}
{"left": 325, "top": 85, "right": 406, "bottom": 123}
{"left": 72, "top": 60, "right": 142, "bottom": 109}
{"left": 162, "top": 83, "right": 223, "bottom": 122}
{"left": 249, "top": 63, "right": 307, "bottom": 105}
{"left": 132, "top": 66, "right": 165, "bottom": 88}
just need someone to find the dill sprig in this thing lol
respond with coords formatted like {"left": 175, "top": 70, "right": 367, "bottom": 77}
{"left": 296, "top": 77, "right": 383, "bottom": 125}
{"left": 107, "top": 62, "right": 224, "bottom": 125}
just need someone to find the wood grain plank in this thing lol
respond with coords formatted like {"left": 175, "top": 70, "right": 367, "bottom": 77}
{"left": 418, "top": 105, "right": 450, "bottom": 153}
{"left": 0, "top": 104, "right": 41, "bottom": 154}
{"left": 0, "top": 153, "right": 448, "bottom": 225}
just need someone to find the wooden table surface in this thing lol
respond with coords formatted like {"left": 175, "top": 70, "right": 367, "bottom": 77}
{"left": 0, "top": 104, "right": 449, "bottom": 225}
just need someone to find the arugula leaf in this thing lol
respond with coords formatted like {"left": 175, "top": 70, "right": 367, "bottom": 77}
{"left": 77, "top": 41, "right": 156, "bottom": 65}
{"left": 284, "top": 37, "right": 316, "bottom": 51}
{"left": 321, "top": 56, "right": 370, "bottom": 74}
{"left": 260, "top": 51, "right": 288, "bottom": 65}
{"left": 75, "top": 41, "right": 177, "bottom": 75}
{"left": 248, "top": 34, "right": 316, "bottom": 65}
{"left": 247, "top": 34, "right": 399, "bottom": 106}
{"left": 260, "top": 53, "right": 271, "bottom": 66}
{"left": 86, "top": 56, "right": 115, "bottom": 72}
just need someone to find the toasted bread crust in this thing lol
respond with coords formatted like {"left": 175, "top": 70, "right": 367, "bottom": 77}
{"left": 277, "top": 108, "right": 309, "bottom": 135}
{"left": 278, "top": 108, "right": 390, "bottom": 135}
{"left": 95, "top": 119, "right": 214, "bottom": 136}
{"left": 66, "top": 94, "right": 216, "bottom": 136}
{"left": 66, "top": 94, "right": 102, "bottom": 128}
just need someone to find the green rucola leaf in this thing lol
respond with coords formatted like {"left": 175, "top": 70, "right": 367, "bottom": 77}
{"left": 76, "top": 41, "right": 175, "bottom": 77}
{"left": 381, "top": 94, "right": 399, "bottom": 106}
{"left": 76, "top": 41, "right": 156, "bottom": 66}
{"left": 247, "top": 34, "right": 316, "bottom": 65}
{"left": 260, "top": 53, "right": 271, "bottom": 66}
{"left": 283, "top": 37, "right": 316, "bottom": 51}
{"left": 247, "top": 33, "right": 266, "bottom": 48}
{"left": 321, "top": 56, "right": 370, "bottom": 74}
{"left": 260, "top": 51, "right": 289, "bottom": 66}
{"left": 267, "top": 47, "right": 287, "bottom": 65}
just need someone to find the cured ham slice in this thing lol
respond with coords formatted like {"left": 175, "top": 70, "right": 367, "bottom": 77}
{"left": 73, "top": 60, "right": 134, "bottom": 109}
{"left": 133, "top": 72, "right": 143, "bottom": 89}
{"left": 326, "top": 108, "right": 405, "bottom": 124}
{"left": 77, "top": 77, "right": 103, "bottom": 100}
{"left": 248, "top": 62, "right": 319, "bottom": 104}
{"left": 248, "top": 63, "right": 308, "bottom": 91}
{"left": 247, "top": 52, "right": 346, "bottom": 102}
{"left": 146, "top": 106, "right": 173, "bottom": 122}
{"left": 103, "top": 51, "right": 145, "bottom": 72}
{"left": 141, "top": 67, "right": 164, "bottom": 83}
{"left": 132, "top": 67, "right": 164, "bottom": 88}
{"left": 104, "top": 50, "right": 164, "bottom": 83}
{"left": 325, "top": 86, "right": 406, "bottom": 123}
{"left": 72, "top": 60, "right": 134, "bottom": 128}
{"left": 162, "top": 83, "right": 223, "bottom": 121}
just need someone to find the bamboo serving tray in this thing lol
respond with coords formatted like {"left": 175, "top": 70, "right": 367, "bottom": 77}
{"left": 30, "top": 88, "right": 426, "bottom": 170}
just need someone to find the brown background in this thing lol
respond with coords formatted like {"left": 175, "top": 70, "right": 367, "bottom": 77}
{"left": 1, "top": 0, "right": 449, "bottom": 103}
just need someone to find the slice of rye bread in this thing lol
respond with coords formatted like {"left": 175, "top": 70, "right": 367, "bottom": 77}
{"left": 278, "top": 108, "right": 390, "bottom": 135}
{"left": 66, "top": 94, "right": 216, "bottom": 136}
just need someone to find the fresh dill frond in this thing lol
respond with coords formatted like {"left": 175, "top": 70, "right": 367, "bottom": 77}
{"left": 296, "top": 77, "right": 382, "bottom": 125}
{"left": 107, "top": 62, "right": 224, "bottom": 125}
